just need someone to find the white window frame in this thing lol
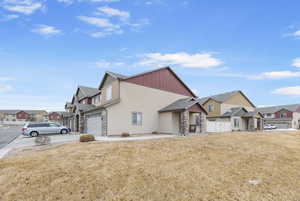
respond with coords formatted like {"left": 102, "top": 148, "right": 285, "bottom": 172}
{"left": 106, "top": 85, "right": 112, "bottom": 101}
{"left": 234, "top": 118, "right": 240, "bottom": 128}
{"left": 208, "top": 104, "right": 214, "bottom": 112}
{"left": 132, "top": 112, "right": 142, "bottom": 126}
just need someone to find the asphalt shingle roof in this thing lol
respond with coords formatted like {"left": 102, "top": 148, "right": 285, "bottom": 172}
{"left": 107, "top": 72, "right": 128, "bottom": 80}
{"left": 198, "top": 90, "right": 239, "bottom": 104}
{"left": 255, "top": 104, "right": 300, "bottom": 114}
{"left": 221, "top": 107, "right": 261, "bottom": 118}
{"left": 221, "top": 107, "right": 247, "bottom": 117}
{"left": 0, "top": 110, "right": 46, "bottom": 115}
{"left": 159, "top": 98, "right": 201, "bottom": 112}
{"left": 78, "top": 86, "right": 100, "bottom": 98}
{"left": 75, "top": 104, "right": 96, "bottom": 112}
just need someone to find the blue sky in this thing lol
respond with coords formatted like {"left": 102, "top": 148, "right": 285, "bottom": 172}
{"left": 0, "top": 0, "right": 300, "bottom": 111}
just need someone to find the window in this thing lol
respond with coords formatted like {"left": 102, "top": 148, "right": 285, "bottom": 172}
{"left": 280, "top": 113, "right": 287, "bottom": 118}
{"left": 106, "top": 85, "right": 112, "bottom": 100}
{"left": 208, "top": 104, "right": 214, "bottom": 112}
{"left": 132, "top": 112, "right": 142, "bottom": 126}
{"left": 266, "top": 113, "right": 272, "bottom": 117}
{"left": 234, "top": 119, "right": 240, "bottom": 128}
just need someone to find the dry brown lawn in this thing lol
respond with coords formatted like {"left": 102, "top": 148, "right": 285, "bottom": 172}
{"left": 1, "top": 131, "right": 300, "bottom": 201}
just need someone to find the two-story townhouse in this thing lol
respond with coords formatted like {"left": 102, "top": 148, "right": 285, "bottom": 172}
{"left": 65, "top": 67, "right": 207, "bottom": 136}
{"left": 63, "top": 86, "right": 100, "bottom": 132}
{"left": 198, "top": 90, "right": 263, "bottom": 132}
{"left": 256, "top": 104, "right": 300, "bottom": 129}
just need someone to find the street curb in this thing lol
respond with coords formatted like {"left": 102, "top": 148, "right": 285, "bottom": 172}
{"left": 0, "top": 135, "right": 21, "bottom": 159}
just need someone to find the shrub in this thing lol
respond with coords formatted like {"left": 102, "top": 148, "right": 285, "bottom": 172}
{"left": 152, "top": 131, "right": 159, "bottom": 134}
{"left": 80, "top": 134, "right": 95, "bottom": 142}
{"left": 121, "top": 133, "right": 130, "bottom": 137}
{"left": 35, "top": 136, "right": 51, "bottom": 146}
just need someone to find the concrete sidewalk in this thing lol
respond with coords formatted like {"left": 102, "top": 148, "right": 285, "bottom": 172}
{"left": 0, "top": 134, "right": 175, "bottom": 159}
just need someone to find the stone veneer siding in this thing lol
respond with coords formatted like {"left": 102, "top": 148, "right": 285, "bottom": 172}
{"left": 180, "top": 110, "right": 189, "bottom": 135}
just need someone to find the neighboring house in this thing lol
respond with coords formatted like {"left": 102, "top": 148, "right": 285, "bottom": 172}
{"left": 0, "top": 110, "right": 47, "bottom": 122}
{"left": 16, "top": 111, "right": 30, "bottom": 120}
{"left": 48, "top": 112, "right": 65, "bottom": 123}
{"left": 198, "top": 90, "right": 263, "bottom": 132}
{"left": 256, "top": 104, "right": 300, "bottom": 129}
{"left": 0, "top": 110, "right": 20, "bottom": 121}
{"left": 63, "top": 67, "right": 207, "bottom": 136}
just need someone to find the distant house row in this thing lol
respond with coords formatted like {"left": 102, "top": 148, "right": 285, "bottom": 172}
{"left": 61, "top": 66, "right": 300, "bottom": 136}
{"left": 0, "top": 110, "right": 66, "bottom": 123}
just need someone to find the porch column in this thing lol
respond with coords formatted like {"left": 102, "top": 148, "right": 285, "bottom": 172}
{"left": 180, "top": 110, "right": 189, "bottom": 135}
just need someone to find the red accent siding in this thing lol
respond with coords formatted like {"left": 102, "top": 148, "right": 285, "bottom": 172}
{"left": 79, "top": 98, "right": 92, "bottom": 105}
{"left": 49, "top": 112, "right": 61, "bottom": 121}
{"left": 275, "top": 111, "right": 293, "bottom": 118}
{"left": 125, "top": 68, "right": 195, "bottom": 97}
{"left": 88, "top": 98, "right": 92, "bottom": 104}
{"left": 188, "top": 104, "right": 205, "bottom": 113}
{"left": 16, "top": 111, "right": 30, "bottom": 120}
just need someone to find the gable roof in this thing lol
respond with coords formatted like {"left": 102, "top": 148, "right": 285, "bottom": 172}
{"left": 0, "top": 110, "right": 21, "bottom": 115}
{"left": 124, "top": 67, "right": 197, "bottom": 97}
{"left": 198, "top": 90, "right": 256, "bottom": 107}
{"left": 159, "top": 97, "right": 207, "bottom": 114}
{"left": 98, "top": 72, "right": 128, "bottom": 90}
{"left": 0, "top": 110, "right": 46, "bottom": 115}
{"left": 221, "top": 107, "right": 248, "bottom": 117}
{"left": 73, "top": 104, "right": 96, "bottom": 112}
{"left": 255, "top": 104, "right": 300, "bottom": 114}
{"left": 76, "top": 86, "right": 100, "bottom": 100}
{"left": 220, "top": 107, "right": 263, "bottom": 118}
{"left": 98, "top": 67, "right": 197, "bottom": 97}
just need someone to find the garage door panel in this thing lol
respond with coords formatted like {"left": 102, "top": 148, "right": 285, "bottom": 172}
{"left": 87, "top": 114, "right": 102, "bottom": 136}
{"left": 207, "top": 121, "right": 231, "bottom": 132}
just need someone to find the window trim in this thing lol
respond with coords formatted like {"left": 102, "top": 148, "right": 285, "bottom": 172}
{"left": 208, "top": 104, "right": 214, "bottom": 112}
{"left": 106, "top": 85, "right": 112, "bottom": 101}
{"left": 132, "top": 112, "right": 142, "bottom": 126}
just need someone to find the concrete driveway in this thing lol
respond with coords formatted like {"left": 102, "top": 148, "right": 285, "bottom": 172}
{"left": 0, "top": 125, "right": 21, "bottom": 149}
{"left": 0, "top": 133, "right": 175, "bottom": 158}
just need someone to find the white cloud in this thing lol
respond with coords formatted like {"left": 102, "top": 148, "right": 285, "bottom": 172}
{"left": 272, "top": 86, "right": 300, "bottom": 96}
{"left": 32, "top": 25, "right": 62, "bottom": 37}
{"left": 292, "top": 58, "right": 300, "bottom": 68}
{"left": 0, "top": 14, "right": 19, "bottom": 21}
{"left": 78, "top": 16, "right": 119, "bottom": 29}
{"left": 251, "top": 71, "right": 300, "bottom": 80}
{"left": 57, "top": 0, "right": 74, "bottom": 5}
{"left": 57, "top": 0, "right": 119, "bottom": 4}
{"left": 3, "top": 0, "right": 44, "bottom": 15}
{"left": 0, "top": 77, "right": 16, "bottom": 81}
{"left": 97, "top": 7, "right": 130, "bottom": 21}
{"left": 138, "top": 52, "right": 222, "bottom": 68}
{"left": 95, "top": 61, "right": 125, "bottom": 68}
{"left": 90, "top": 28, "right": 123, "bottom": 38}
{"left": 293, "top": 30, "right": 300, "bottom": 36}
{"left": 83, "top": 0, "right": 119, "bottom": 2}
{"left": 0, "top": 85, "right": 12, "bottom": 92}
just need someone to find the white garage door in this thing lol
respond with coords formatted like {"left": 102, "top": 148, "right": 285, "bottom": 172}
{"left": 207, "top": 121, "right": 231, "bottom": 132}
{"left": 86, "top": 114, "right": 102, "bottom": 136}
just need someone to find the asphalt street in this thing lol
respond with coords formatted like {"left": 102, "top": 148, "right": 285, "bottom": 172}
{"left": 0, "top": 125, "right": 21, "bottom": 149}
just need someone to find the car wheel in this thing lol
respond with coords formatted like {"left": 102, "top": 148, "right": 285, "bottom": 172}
{"left": 61, "top": 129, "right": 68, "bottom": 134}
{"left": 30, "top": 131, "right": 39, "bottom": 137}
